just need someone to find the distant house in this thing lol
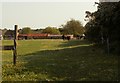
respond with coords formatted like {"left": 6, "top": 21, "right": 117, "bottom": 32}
{"left": 47, "top": 34, "right": 62, "bottom": 39}
{"left": 4, "top": 30, "right": 14, "bottom": 40}
{"left": 18, "top": 33, "right": 74, "bottom": 40}
{"left": 18, "top": 33, "right": 48, "bottom": 40}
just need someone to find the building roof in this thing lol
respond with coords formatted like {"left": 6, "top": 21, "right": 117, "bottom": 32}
{"left": 18, "top": 34, "right": 48, "bottom": 37}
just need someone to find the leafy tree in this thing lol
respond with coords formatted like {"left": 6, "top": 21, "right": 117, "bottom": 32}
{"left": 85, "top": 1, "right": 120, "bottom": 54}
{"left": 31, "top": 29, "right": 43, "bottom": 34}
{"left": 58, "top": 28, "right": 64, "bottom": 34}
{"left": 21, "top": 27, "right": 31, "bottom": 34}
{"left": 42, "top": 26, "right": 60, "bottom": 35}
{"left": 62, "top": 19, "right": 85, "bottom": 36}
{"left": 85, "top": 20, "right": 101, "bottom": 43}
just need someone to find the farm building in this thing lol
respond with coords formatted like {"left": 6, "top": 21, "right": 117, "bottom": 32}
{"left": 47, "top": 34, "right": 62, "bottom": 39}
{"left": 18, "top": 33, "right": 73, "bottom": 40}
{"left": 18, "top": 34, "right": 48, "bottom": 39}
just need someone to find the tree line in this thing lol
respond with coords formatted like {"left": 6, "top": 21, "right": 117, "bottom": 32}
{"left": 1, "top": 19, "right": 85, "bottom": 38}
{"left": 85, "top": 1, "right": 120, "bottom": 55}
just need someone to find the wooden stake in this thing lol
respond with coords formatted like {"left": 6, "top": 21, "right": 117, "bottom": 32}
{"left": 13, "top": 25, "right": 18, "bottom": 65}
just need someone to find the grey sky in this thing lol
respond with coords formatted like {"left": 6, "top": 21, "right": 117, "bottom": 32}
{"left": 2, "top": 2, "right": 98, "bottom": 30}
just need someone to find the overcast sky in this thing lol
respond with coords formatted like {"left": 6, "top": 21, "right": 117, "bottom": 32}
{"left": 1, "top": 1, "right": 99, "bottom": 30}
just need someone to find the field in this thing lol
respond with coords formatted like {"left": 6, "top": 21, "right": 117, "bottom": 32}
{"left": 2, "top": 39, "right": 118, "bottom": 81}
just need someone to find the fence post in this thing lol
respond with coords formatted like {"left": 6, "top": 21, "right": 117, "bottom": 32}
{"left": 13, "top": 25, "right": 18, "bottom": 65}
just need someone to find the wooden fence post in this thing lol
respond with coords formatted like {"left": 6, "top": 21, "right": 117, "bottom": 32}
{"left": 13, "top": 25, "right": 18, "bottom": 65}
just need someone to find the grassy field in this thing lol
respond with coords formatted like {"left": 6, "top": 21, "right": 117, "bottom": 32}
{"left": 2, "top": 39, "right": 118, "bottom": 81}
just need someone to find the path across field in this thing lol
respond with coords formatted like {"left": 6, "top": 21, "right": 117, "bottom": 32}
{"left": 2, "top": 39, "right": 118, "bottom": 81}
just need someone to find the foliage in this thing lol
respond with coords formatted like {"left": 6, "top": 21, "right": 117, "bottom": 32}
{"left": 42, "top": 26, "right": 60, "bottom": 35}
{"left": 58, "top": 28, "right": 64, "bottom": 34}
{"left": 85, "top": 1, "right": 120, "bottom": 54}
{"left": 21, "top": 27, "right": 31, "bottom": 34}
{"left": 31, "top": 29, "right": 43, "bottom": 34}
{"left": 85, "top": 21, "right": 101, "bottom": 43}
{"left": 62, "top": 19, "right": 85, "bottom": 36}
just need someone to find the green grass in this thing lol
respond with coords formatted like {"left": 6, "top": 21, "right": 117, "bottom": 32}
{"left": 2, "top": 39, "right": 118, "bottom": 81}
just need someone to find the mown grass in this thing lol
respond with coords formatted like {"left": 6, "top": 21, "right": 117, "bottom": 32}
{"left": 2, "top": 39, "right": 119, "bottom": 81}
